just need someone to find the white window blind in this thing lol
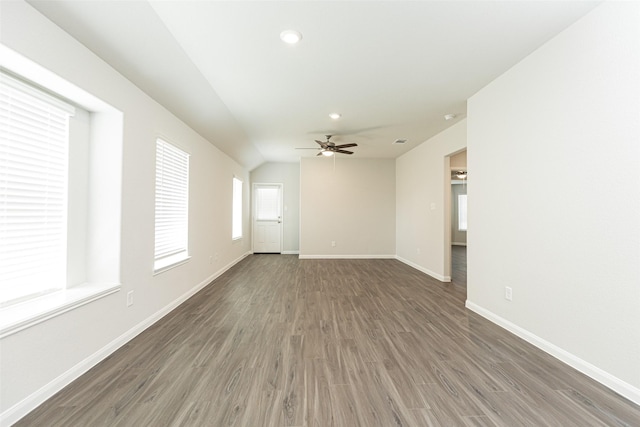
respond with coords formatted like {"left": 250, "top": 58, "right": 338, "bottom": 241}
{"left": 154, "top": 138, "right": 189, "bottom": 272}
{"left": 0, "top": 72, "right": 75, "bottom": 305}
{"left": 232, "top": 177, "right": 242, "bottom": 239}
{"left": 255, "top": 186, "right": 280, "bottom": 220}
{"left": 458, "top": 194, "right": 468, "bottom": 231}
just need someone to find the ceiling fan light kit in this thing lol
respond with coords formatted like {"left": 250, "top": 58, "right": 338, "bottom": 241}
{"left": 296, "top": 135, "right": 358, "bottom": 157}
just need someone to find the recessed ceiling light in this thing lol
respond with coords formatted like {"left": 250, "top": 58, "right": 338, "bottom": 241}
{"left": 280, "top": 30, "right": 302, "bottom": 44}
{"left": 444, "top": 114, "right": 456, "bottom": 121}
{"left": 329, "top": 113, "right": 341, "bottom": 120}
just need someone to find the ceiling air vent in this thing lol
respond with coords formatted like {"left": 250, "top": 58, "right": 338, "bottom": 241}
{"left": 393, "top": 139, "right": 407, "bottom": 145}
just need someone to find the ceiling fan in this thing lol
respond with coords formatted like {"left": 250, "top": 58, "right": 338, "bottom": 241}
{"left": 296, "top": 135, "right": 358, "bottom": 157}
{"left": 453, "top": 170, "right": 467, "bottom": 179}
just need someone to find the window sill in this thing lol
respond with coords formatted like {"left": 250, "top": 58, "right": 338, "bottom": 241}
{"left": 0, "top": 283, "right": 121, "bottom": 339}
{"left": 153, "top": 255, "right": 191, "bottom": 275}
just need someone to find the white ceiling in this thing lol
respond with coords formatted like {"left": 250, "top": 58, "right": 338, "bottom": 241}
{"left": 27, "top": 0, "right": 599, "bottom": 170}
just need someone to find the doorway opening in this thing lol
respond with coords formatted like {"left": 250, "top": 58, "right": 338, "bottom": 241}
{"left": 445, "top": 149, "right": 467, "bottom": 292}
{"left": 451, "top": 180, "right": 467, "bottom": 288}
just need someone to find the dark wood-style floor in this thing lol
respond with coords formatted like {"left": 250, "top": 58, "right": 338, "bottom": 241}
{"left": 17, "top": 255, "right": 640, "bottom": 426}
{"left": 451, "top": 245, "right": 467, "bottom": 290}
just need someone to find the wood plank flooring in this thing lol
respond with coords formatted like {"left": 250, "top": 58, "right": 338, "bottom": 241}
{"left": 16, "top": 255, "right": 640, "bottom": 426}
{"left": 451, "top": 246, "right": 467, "bottom": 289}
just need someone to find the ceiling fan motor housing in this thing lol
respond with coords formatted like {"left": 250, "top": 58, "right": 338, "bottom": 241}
{"left": 304, "top": 134, "right": 358, "bottom": 156}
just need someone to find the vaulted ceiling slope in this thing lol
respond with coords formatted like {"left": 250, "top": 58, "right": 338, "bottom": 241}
{"left": 27, "top": 0, "right": 599, "bottom": 169}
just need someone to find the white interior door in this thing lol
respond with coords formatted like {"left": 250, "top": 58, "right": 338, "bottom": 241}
{"left": 253, "top": 183, "right": 283, "bottom": 253}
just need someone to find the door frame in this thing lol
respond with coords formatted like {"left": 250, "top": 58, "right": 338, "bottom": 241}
{"left": 252, "top": 182, "right": 284, "bottom": 254}
{"left": 444, "top": 156, "right": 453, "bottom": 280}
{"left": 444, "top": 149, "right": 467, "bottom": 295}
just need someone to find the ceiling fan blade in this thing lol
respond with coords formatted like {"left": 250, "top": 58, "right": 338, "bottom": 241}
{"left": 315, "top": 140, "right": 326, "bottom": 146}
{"left": 316, "top": 151, "right": 324, "bottom": 156}
{"left": 335, "top": 143, "right": 357, "bottom": 149}
{"left": 336, "top": 150, "right": 354, "bottom": 155}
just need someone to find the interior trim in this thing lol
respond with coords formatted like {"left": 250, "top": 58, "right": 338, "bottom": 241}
{"left": 0, "top": 283, "right": 121, "bottom": 339}
{"left": 395, "top": 255, "right": 451, "bottom": 282}
{"left": 0, "top": 251, "right": 252, "bottom": 426}
{"left": 298, "top": 254, "right": 396, "bottom": 260}
{"left": 465, "top": 300, "right": 640, "bottom": 406}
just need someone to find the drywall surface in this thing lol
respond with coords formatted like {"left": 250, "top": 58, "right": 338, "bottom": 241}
{"left": 0, "top": 1, "right": 251, "bottom": 421}
{"left": 250, "top": 162, "right": 300, "bottom": 253}
{"left": 450, "top": 150, "right": 467, "bottom": 170}
{"left": 467, "top": 1, "right": 640, "bottom": 401}
{"left": 300, "top": 157, "right": 395, "bottom": 257}
{"left": 396, "top": 120, "right": 467, "bottom": 280}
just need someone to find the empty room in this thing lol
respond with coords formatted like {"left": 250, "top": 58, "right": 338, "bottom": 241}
{"left": 1, "top": 1, "right": 639, "bottom": 426}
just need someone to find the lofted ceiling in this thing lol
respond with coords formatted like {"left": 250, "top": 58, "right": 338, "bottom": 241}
{"left": 27, "top": 0, "right": 599, "bottom": 170}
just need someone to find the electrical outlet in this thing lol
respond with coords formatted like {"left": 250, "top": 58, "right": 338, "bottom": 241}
{"left": 209, "top": 255, "right": 213, "bottom": 264}
{"left": 417, "top": 247, "right": 421, "bottom": 255}
{"left": 127, "top": 291, "right": 134, "bottom": 307}
{"left": 214, "top": 252, "right": 219, "bottom": 262}
{"left": 505, "top": 287, "right": 512, "bottom": 301}
{"left": 331, "top": 241, "right": 336, "bottom": 247}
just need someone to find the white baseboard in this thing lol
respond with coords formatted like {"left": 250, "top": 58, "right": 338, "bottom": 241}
{"left": 395, "top": 255, "right": 451, "bottom": 282}
{"left": 281, "top": 250, "right": 299, "bottom": 255}
{"left": 1, "top": 252, "right": 251, "bottom": 427}
{"left": 452, "top": 242, "right": 467, "bottom": 246}
{"left": 465, "top": 300, "right": 640, "bottom": 406}
{"left": 298, "top": 254, "right": 396, "bottom": 260}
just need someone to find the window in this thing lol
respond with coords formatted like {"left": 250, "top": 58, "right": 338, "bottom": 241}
{"left": 154, "top": 138, "right": 190, "bottom": 272}
{"left": 232, "top": 176, "right": 242, "bottom": 240}
{"left": 458, "top": 194, "right": 468, "bottom": 231}
{"left": 0, "top": 55, "right": 122, "bottom": 336}
{"left": 255, "top": 185, "right": 280, "bottom": 220}
{"left": 0, "top": 72, "right": 75, "bottom": 305}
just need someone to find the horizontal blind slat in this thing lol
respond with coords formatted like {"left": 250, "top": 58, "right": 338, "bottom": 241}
{"left": 0, "top": 71, "right": 72, "bottom": 304}
{"left": 154, "top": 139, "right": 189, "bottom": 266}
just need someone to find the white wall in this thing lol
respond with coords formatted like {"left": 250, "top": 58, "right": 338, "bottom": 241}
{"left": 250, "top": 162, "right": 300, "bottom": 254}
{"left": 300, "top": 157, "right": 395, "bottom": 257}
{"left": 396, "top": 120, "right": 467, "bottom": 281}
{"left": 467, "top": 2, "right": 640, "bottom": 403}
{"left": 0, "top": 1, "right": 252, "bottom": 423}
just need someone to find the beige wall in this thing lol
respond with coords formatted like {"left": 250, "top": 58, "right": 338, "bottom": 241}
{"left": 467, "top": 2, "right": 640, "bottom": 403}
{"left": 396, "top": 120, "right": 467, "bottom": 281}
{"left": 300, "top": 157, "right": 395, "bottom": 257}
{"left": 450, "top": 150, "right": 467, "bottom": 169}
